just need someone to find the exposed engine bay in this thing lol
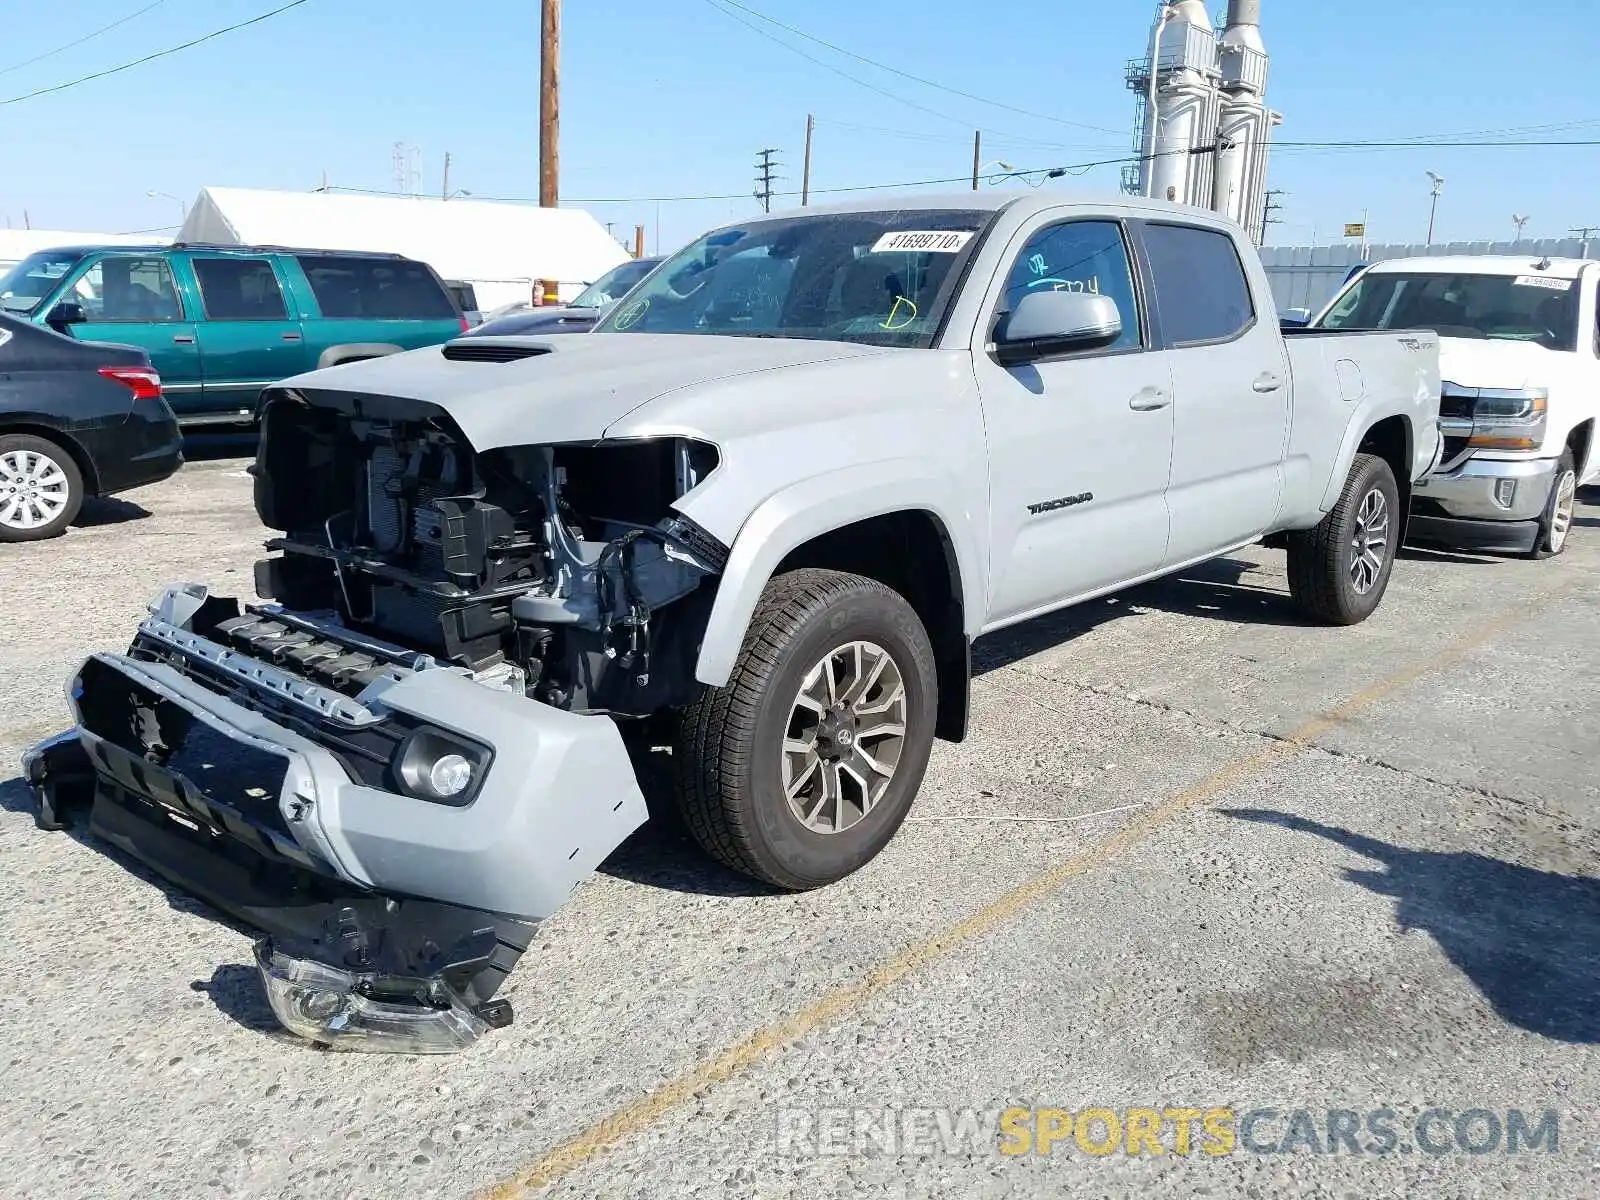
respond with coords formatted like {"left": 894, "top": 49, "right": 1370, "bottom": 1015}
{"left": 239, "top": 392, "right": 729, "bottom": 717}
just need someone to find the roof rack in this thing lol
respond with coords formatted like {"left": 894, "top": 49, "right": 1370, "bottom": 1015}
{"left": 167, "top": 242, "right": 409, "bottom": 259}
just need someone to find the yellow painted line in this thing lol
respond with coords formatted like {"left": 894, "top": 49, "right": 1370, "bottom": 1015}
{"left": 481, "top": 600, "right": 1551, "bottom": 1198}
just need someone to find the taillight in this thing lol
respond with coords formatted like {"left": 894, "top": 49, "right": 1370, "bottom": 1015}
{"left": 99, "top": 366, "right": 162, "bottom": 401}
{"left": 460, "top": 317, "right": 470, "bottom": 333}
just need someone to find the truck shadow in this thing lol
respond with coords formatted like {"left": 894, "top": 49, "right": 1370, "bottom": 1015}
{"left": 1222, "top": 808, "right": 1600, "bottom": 1043}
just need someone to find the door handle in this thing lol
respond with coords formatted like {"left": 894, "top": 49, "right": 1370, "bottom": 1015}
{"left": 172, "top": 335, "right": 195, "bottom": 344}
{"left": 1252, "top": 373, "right": 1283, "bottom": 393}
{"left": 280, "top": 332, "right": 303, "bottom": 341}
{"left": 1128, "top": 388, "right": 1171, "bottom": 411}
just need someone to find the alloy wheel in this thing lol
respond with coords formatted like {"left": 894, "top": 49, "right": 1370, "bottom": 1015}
{"left": 781, "top": 640, "right": 908, "bottom": 835}
{"left": 1348, "top": 486, "right": 1390, "bottom": 595}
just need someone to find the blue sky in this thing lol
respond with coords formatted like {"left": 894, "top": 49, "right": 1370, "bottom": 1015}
{"left": 2, "top": 0, "right": 1596, "bottom": 254}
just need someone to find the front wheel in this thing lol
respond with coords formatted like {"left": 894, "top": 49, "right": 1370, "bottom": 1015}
{"left": 672, "top": 568, "right": 938, "bottom": 890}
{"left": 0, "top": 434, "right": 84, "bottom": 542}
{"left": 1286, "top": 452, "right": 1400, "bottom": 625}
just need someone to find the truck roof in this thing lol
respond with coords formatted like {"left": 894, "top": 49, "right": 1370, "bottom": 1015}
{"left": 1362, "top": 255, "right": 1597, "bottom": 280}
{"left": 748, "top": 188, "right": 1240, "bottom": 226}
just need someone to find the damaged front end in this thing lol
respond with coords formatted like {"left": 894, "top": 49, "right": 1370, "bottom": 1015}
{"left": 24, "top": 386, "right": 731, "bottom": 1052}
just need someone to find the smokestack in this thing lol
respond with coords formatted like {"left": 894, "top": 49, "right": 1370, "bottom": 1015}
{"left": 1226, "top": 0, "right": 1260, "bottom": 26}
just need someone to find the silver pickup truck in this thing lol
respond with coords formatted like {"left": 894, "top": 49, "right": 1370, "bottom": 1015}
{"left": 25, "top": 193, "right": 1441, "bottom": 1051}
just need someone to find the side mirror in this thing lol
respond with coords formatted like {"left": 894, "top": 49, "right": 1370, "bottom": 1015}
{"left": 994, "top": 291, "right": 1122, "bottom": 365}
{"left": 1279, "top": 308, "right": 1310, "bottom": 329}
{"left": 46, "top": 301, "right": 86, "bottom": 333}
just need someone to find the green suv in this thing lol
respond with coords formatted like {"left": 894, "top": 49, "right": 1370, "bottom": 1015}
{"left": 0, "top": 244, "right": 468, "bottom": 425}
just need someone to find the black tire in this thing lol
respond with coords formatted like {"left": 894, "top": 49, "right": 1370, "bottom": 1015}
{"left": 0, "top": 433, "right": 84, "bottom": 543}
{"left": 1286, "top": 451, "right": 1400, "bottom": 626}
{"left": 1525, "top": 449, "right": 1576, "bottom": 560}
{"left": 673, "top": 568, "right": 938, "bottom": 890}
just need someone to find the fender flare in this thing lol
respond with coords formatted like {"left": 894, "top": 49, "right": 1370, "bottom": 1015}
{"left": 690, "top": 460, "right": 986, "bottom": 688}
{"left": 1318, "top": 406, "right": 1415, "bottom": 513}
{"left": 316, "top": 343, "right": 405, "bottom": 370}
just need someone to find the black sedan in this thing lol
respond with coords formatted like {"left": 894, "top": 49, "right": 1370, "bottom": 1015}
{"left": 0, "top": 313, "right": 182, "bottom": 541}
{"left": 466, "top": 256, "right": 664, "bottom": 338}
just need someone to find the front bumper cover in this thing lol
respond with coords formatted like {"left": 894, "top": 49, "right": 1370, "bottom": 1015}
{"left": 22, "top": 584, "right": 652, "bottom": 1051}
{"left": 1412, "top": 454, "right": 1558, "bottom": 523}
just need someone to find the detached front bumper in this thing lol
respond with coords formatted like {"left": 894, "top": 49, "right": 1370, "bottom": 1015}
{"left": 22, "top": 586, "right": 650, "bottom": 1051}
{"left": 1408, "top": 455, "right": 1558, "bottom": 554}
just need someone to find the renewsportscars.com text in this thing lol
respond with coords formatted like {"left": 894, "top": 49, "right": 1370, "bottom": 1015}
{"left": 775, "top": 1106, "right": 1561, "bottom": 1159}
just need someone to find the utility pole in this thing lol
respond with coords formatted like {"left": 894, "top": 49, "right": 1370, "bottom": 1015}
{"left": 754, "top": 148, "right": 781, "bottom": 214}
{"left": 539, "top": 0, "right": 560, "bottom": 207}
{"left": 442, "top": 152, "right": 451, "bottom": 200}
{"left": 634, "top": 225, "right": 646, "bottom": 259}
{"left": 1262, "top": 189, "right": 1286, "bottom": 241}
{"left": 971, "top": 130, "right": 981, "bottom": 191}
{"left": 1425, "top": 171, "right": 1444, "bottom": 246}
{"left": 801, "top": 115, "right": 814, "bottom": 207}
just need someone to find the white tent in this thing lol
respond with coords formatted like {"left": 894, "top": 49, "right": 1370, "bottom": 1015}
{"left": 176, "top": 187, "right": 630, "bottom": 310}
{"left": 0, "top": 229, "right": 172, "bottom": 273}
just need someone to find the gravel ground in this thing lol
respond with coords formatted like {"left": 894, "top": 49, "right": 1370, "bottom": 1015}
{"left": 1, "top": 453, "right": 1596, "bottom": 1200}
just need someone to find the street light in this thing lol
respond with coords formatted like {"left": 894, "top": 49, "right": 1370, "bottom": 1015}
{"left": 146, "top": 190, "right": 186, "bottom": 223}
{"left": 1425, "top": 172, "right": 1444, "bottom": 246}
{"left": 1512, "top": 214, "right": 1530, "bottom": 243}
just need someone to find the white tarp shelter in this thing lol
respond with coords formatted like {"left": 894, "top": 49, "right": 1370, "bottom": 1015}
{"left": 176, "top": 187, "right": 630, "bottom": 310}
{"left": 0, "top": 229, "right": 171, "bottom": 272}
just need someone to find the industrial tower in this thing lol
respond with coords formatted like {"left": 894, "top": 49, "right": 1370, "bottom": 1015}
{"left": 1125, "top": 0, "right": 1281, "bottom": 245}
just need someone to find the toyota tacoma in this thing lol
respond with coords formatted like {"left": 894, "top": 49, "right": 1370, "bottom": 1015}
{"left": 24, "top": 193, "right": 1441, "bottom": 1051}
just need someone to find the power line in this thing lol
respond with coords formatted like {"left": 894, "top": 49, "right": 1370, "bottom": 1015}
{"left": 696, "top": 0, "right": 984, "bottom": 132}
{"left": 706, "top": 0, "right": 1123, "bottom": 136}
{"left": 318, "top": 135, "right": 1600, "bottom": 209}
{"left": 0, "top": 1, "right": 168, "bottom": 77}
{"left": 0, "top": 0, "right": 312, "bottom": 106}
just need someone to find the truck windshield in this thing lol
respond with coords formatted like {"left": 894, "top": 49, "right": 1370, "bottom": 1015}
{"left": 0, "top": 250, "right": 81, "bottom": 315}
{"left": 1317, "top": 271, "right": 1580, "bottom": 351}
{"left": 592, "top": 209, "right": 993, "bottom": 347}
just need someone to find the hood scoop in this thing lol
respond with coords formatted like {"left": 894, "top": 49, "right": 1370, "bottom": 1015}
{"left": 441, "top": 340, "right": 556, "bottom": 364}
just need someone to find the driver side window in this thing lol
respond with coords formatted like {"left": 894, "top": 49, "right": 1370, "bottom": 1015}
{"left": 1000, "top": 220, "right": 1141, "bottom": 352}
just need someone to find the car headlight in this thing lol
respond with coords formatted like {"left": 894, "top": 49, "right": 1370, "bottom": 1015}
{"left": 393, "top": 726, "right": 492, "bottom": 806}
{"left": 1467, "top": 387, "right": 1547, "bottom": 451}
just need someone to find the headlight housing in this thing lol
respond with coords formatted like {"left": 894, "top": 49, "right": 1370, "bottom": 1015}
{"left": 393, "top": 725, "right": 492, "bottom": 806}
{"left": 1468, "top": 387, "right": 1548, "bottom": 451}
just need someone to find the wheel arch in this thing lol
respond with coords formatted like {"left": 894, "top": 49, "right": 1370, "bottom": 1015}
{"left": 1325, "top": 413, "right": 1412, "bottom": 541}
{"left": 690, "top": 463, "right": 983, "bottom": 743}
{"left": 1565, "top": 418, "right": 1594, "bottom": 481}
{"left": 0, "top": 421, "right": 99, "bottom": 493}
{"left": 315, "top": 343, "right": 405, "bottom": 371}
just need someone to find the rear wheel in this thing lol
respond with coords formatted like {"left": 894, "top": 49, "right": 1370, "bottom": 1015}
{"left": 1525, "top": 449, "right": 1576, "bottom": 560}
{"left": 0, "top": 434, "right": 84, "bottom": 542}
{"left": 673, "top": 568, "right": 938, "bottom": 890}
{"left": 1287, "top": 452, "right": 1400, "bottom": 625}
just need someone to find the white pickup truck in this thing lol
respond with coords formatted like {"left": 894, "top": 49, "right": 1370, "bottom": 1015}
{"left": 26, "top": 192, "right": 1441, "bottom": 1050}
{"left": 1309, "top": 254, "right": 1598, "bottom": 557}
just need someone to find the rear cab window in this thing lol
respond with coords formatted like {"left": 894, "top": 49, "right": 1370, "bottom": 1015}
{"left": 296, "top": 255, "right": 458, "bottom": 320}
{"left": 1140, "top": 223, "right": 1256, "bottom": 345}
{"left": 192, "top": 258, "right": 290, "bottom": 321}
